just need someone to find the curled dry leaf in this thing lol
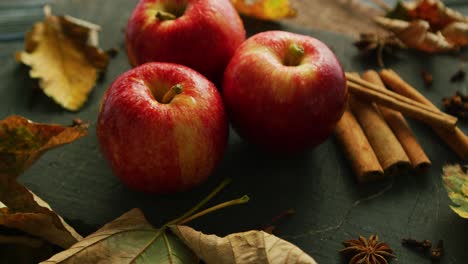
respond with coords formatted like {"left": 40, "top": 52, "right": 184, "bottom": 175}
{"left": 442, "top": 164, "right": 468, "bottom": 218}
{"left": 374, "top": 17, "right": 456, "bottom": 52}
{"left": 15, "top": 7, "right": 109, "bottom": 111}
{"left": 171, "top": 225, "right": 317, "bottom": 264}
{"left": 41, "top": 208, "right": 198, "bottom": 264}
{"left": 0, "top": 176, "right": 82, "bottom": 248}
{"left": 404, "top": 0, "right": 468, "bottom": 30}
{"left": 0, "top": 115, "right": 88, "bottom": 178}
{"left": 230, "top": 0, "right": 296, "bottom": 20}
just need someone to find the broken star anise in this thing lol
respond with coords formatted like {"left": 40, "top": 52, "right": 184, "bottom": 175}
{"left": 340, "top": 235, "right": 396, "bottom": 264}
{"left": 354, "top": 33, "right": 405, "bottom": 68}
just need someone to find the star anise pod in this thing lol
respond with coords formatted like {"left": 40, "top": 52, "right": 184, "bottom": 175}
{"left": 354, "top": 33, "right": 406, "bottom": 68}
{"left": 340, "top": 235, "right": 396, "bottom": 264}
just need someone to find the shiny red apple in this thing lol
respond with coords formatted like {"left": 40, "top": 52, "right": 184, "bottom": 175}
{"left": 222, "top": 31, "right": 347, "bottom": 153}
{"left": 125, "top": 0, "right": 246, "bottom": 83}
{"left": 97, "top": 62, "right": 228, "bottom": 194}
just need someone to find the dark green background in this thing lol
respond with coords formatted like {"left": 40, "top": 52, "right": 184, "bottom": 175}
{"left": 0, "top": 0, "right": 467, "bottom": 263}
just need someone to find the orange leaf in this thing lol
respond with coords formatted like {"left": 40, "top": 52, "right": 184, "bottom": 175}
{"left": 0, "top": 115, "right": 88, "bottom": 178}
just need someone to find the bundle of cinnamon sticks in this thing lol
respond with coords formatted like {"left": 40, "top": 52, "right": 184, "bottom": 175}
{"left": 335, "top": 69, "right": 468, "bottom": 183}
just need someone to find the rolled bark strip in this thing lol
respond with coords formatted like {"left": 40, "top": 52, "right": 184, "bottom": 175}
{"left": 362, "top": 70, "right": 431, "bottom": 171}
{"left": 334, "top": 108, "right": 384, "bottom": 183}
{"left": 379, "top": 69, "right": 468, "bottom": 160}
{"left": 346, "top": 74, "right": 458, "bottom": 131}
{"left": 348, "top": 91, "right": 410, "bottom": 177}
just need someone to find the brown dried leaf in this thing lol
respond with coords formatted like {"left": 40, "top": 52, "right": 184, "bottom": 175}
{"left": 375, "top": 16, "right": 456, "bottom": 52}
{"left": 0, "top": 176, "right": 82, "bottom": 248}
{"left": 15, "top": 8, "right": 109, "bottom": 111}
{"left": 406, "top": 0, "right": 468, "bottom": 30}
{"left": 0, "top": 115, "right": 88, "bottom": 178}
{"left": 171, "top": 225, "right": 317, "bottom": 264}
{"left": 231, "top": 0, "right": 297, "bottom": 20}
{"left": 284, "top": 1, "right": 385, "bottom": 38}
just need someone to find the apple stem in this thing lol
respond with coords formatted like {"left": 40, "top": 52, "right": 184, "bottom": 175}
{"left": 176, "top": 195, "right": 250, "bottom": 225}
{"left": 165, "top": 178, "right": 232, "bottom": 226}
{"left": 284, "top": 43, "right": 304, "bottom": 66}
{"left": 155, "top": 10, "right": 177, "bottom": 21}
{"left": 161, "top": 84, "right": 183, "bottom": 104}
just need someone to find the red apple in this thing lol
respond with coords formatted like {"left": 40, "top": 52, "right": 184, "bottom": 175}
{"left": 97, "top": 62, "right": 228, "bottom": 194}
{"left": 125, "top": 0, "right": 246, "bottom": 83}
{"left": 222, "top": 31, "right": 347, "bottom": 153}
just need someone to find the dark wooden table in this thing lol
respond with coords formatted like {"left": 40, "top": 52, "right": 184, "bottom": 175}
{"left": 1, "top": 0, "right": 467, "bottom": 263}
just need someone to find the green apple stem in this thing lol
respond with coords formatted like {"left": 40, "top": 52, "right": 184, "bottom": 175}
{"left": 284, "top": 43, "right": 304, "bottom": 66}
{"left": 176, "top": 195, "right": 250, "bottom": 225}
{"left": 165, "top": 178, "right": 232, "bottom": 226}
{"left": 155, "top": 10, "right": 177, "bottom": 20}
{"left": 161, "top": 84, "right": 183, "bottom": 104}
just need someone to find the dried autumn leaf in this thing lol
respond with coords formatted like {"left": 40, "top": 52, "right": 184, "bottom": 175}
{"left": 0, "top": 115, "right": 88, "bottom": 178}
{"left": 16, "top": 7, "right": 109, "bottom": 111}
{"left": 0, "top": 176, "right": 82, "bottom": 248}
{"left": 374, "top": 17, "right": 456, "bottom": 52}
{"left": 442, "top": 164, "right": 468, "bottom": 218}
{"left": 230, "top": 0, "right": 296, "bottom": 20}
{"left": 171, "top": 225, "right": 317, "bottom": 264}
{"left": 41, "top": 208, "right": 198, "bottom": 264}
{"left": 405, "top": 0, "right": 468, "bottom": 31}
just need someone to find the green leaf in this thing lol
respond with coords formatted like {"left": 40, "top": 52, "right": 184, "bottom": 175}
{"left": 442, "top": 164, "right": 468, "bottom": 218}
{"left": 385, "top": 0, "right": 410, "bottom": 20}
{"left": 40, "top": 208, "right": 199, "bottom": 264}
{"left": 0, "top": 115, "right": 88, "bottom": 178}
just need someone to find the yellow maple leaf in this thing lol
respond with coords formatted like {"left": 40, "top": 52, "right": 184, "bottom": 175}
{"left": 231, "top": 0, "right": 296, "bottom": 20}
{"left": 16, "top": 7, "right": 109, "bottom": 111}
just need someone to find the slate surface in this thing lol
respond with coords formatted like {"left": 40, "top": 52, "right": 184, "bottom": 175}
{"left": 0, "top": 0, "right": 467, "bottom": 263}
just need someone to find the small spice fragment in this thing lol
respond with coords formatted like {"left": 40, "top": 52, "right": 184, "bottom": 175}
{"left": 420, "top": 70, "right": 433, "bottom": 87}
{"left": 354, "top": 33, "right": 405, "bottom": 67}
{"left": 450, "top": 69, "right": 466, "bottom": 82}
{"left": 442, "top": 91, "right": 468, "bottom": 119}
{"left": 402, "top": 238, "right": 432, "bottom": 251}
{"left": 340, "top": 235, "right": 395, "bottom": 264}
{"left": 430, "top": 240, "right": 444, "bottom": 263}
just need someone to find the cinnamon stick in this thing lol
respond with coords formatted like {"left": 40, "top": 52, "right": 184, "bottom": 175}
{"left": 362, "top": 70, "right": 431, "bottom": 171}
{"left": 334, "top": 107, "right": 384, "bottom": 182}
{"left": 348, "top": 74, "right": 410, "bottom": 176}
{"left": 379, "top": 69, "right": 468, "bottom": 160}
{"left": 346, "top": 74, "right": 458, "bottom": 131}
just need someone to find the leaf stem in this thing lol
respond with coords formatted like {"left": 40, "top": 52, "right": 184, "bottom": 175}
{"left": 166, "top": 178, "right": 231, "bottom": 226}
{"left": 155, "top": 10, "right": 177, "bottom": 21}
{"left": 176, "top": 195, "right": 250, "bottom": 225}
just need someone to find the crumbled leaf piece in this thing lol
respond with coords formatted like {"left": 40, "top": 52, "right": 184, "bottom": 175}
{"left": 340, "top": 235, "right": 395, "bottom": 264}
{"left": 442, "top": 164, "right": 468, "bottom": 218}
{"left": 171, "top": 225, "right": 317, "bottom": 264}
{"left": 374, "top": 17, "right": 456, "bottom": 52}
{"left": 0, "top": 115, "right": 88, "bottom": 178}
{"left": 354, "top": 33, "right": 405, "bottom": 67}
{"left": 420, "top": 70, "right": 433, "bottom": 87}
{"left": 230, "top": 0, "right": 296, "bottom": 20}
{"left": 0, "top": 176, "right": 82, "bottom": 248}
{"left": 41, "top": 208, "right": 198, "bottom": 263}
{"left": 16, "top": 8, "right": 109, "bottom": 111}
